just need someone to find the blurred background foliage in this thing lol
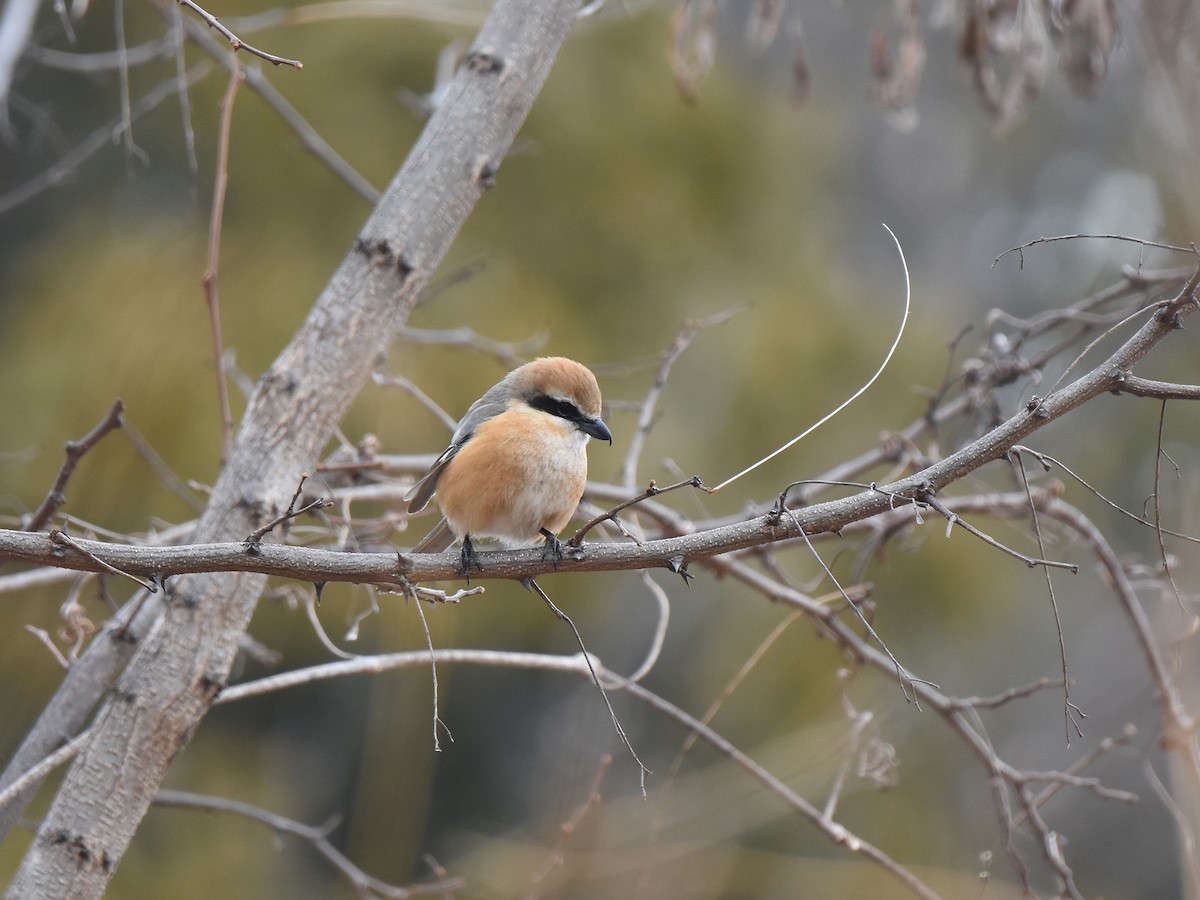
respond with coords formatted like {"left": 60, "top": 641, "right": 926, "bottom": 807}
{"left": 2, "top": 0, "right": 1199, "bottom": 897}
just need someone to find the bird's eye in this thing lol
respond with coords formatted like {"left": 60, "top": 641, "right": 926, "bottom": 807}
{"left": 529, "top": 394, "right": 582, "bottom": 422}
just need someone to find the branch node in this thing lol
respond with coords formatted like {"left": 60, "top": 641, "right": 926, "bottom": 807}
{"left": 464, "top": 47, "right": 505, "bottom": 75}
{"left": 471, "top": 155, "right": 498, "bottom": 189}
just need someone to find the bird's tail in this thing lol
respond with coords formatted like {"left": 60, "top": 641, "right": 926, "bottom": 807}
{"left": 411, "top": 516, "right": 456, "bottom": 553}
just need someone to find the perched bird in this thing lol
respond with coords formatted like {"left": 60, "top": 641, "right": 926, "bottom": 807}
{"left": 405, "top": 357, "right": 612, "bottom": 572}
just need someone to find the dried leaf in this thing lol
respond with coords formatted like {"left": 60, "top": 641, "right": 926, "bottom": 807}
{"left": 870, "top": 0, "right": 925, "bottom": 131}
{"left": 746, "top": 0, "right": 785, "bottom": 54}
{"left": 956, "top": 0, "right": 1052, "bottom": 132}
{"left": 670, "top": 0, "right": 718, "bottom": 104}
{"left": 1053, "top": 0, "right": 1119, "bottom": 96}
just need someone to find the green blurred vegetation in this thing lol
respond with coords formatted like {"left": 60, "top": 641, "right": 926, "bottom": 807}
{"left": 2, "top": 0, "right": 1198, "bottom": 897}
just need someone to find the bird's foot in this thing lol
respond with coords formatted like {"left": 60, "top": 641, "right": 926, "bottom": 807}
{"left": 459, "top": 535, "right": 483, "bottom": 582}
{"left": 540, "top": 528, "right": 564, "bottom": 569}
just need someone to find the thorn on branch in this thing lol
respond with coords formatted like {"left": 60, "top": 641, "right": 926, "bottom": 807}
{"left": 666, "top": 555, "right": 693, "bottom": 585}
{"left": 394, "top": 552, "right": 413, "bottom": 576}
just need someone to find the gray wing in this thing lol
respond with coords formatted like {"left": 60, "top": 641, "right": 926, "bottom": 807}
{"left": 411, "top": 516, "right": 456, "bottom": 553}
{"left": 404, "top": 383, "right": 514, "bottom": 513}
{"left": 404, "top": 445, "right": 456, "bottom": 512}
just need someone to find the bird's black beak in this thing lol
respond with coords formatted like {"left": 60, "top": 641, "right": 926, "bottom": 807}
{"left": 580, "top": 417, "right": 613, "bottom": 444}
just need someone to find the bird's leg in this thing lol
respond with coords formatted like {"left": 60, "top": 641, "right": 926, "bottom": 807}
{"left": 459, "top": 534, "right": 482, "bottom": 580}
{"left": 539, "top": 528, "right": 564, "bottom": 569}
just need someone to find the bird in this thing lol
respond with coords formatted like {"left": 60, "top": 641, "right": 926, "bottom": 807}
{"left": 405, "top": 357, "right": 612, "bottom": 573}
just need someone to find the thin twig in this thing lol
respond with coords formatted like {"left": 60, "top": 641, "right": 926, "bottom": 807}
{"left": 396, "top": 325, "right": 548, "bottom": 368}
{"left": 0, "top": 729, "right": 93, "bottom": 815}
{"left": 303, "top": 590, "right": 363, "bottom": 661}
{"left": 0, "top": 62, "right": 212, "bottom": 215}
{"left": 113, "top": 0, "right": 138, "bottom": 165}
{"left": 524, "top": 577, "right": 650, "bottom": 794}
{"left": 203, "top": 58, "right": 242, "bottom": 463}
{"left": 121, "top": 419, "right": 207, "bottom": 513}
{"left": 409, "top": 586, "right": 453, "bottom": 751}
{"left": 824, "top": 686, "right": 895, "bottom": 819}
{"left": 24, "top": 399, "right": 125, "bottom": 532}
{"left": 616, "top": 676, "right": 941, "bottom": 900}
{"left": 1039, "top": 498, "right": 1200, "bottom": 787}
{"left": 1013, "top": 446, "right": 1200, "bottom": 545}
{"left": 570, "top": 477, "right": 706, "bottom": 547}
{"left": 166, "top": 10, "right": 375, "bottom": 203}
{"left": 1011, "top": 450, "right": 1084, "bottom": 743}
{"left": 154, "top": 790, "right": 460, "bottom": 897}
{"left": 1041, "top": 300, "right": 1171, "bottom": 398}
{"left": 169, "top": 1, "right": 200, "bottom": 175}
{"left": 788, "top": 511, "right": 934, "bottom": 706}
{"left": 620, "top": 306, "right": 745, "bottom": 490}
{"left": 1151, "top": 400, "right": 1184, "bottom": 611}
{"left": 244, "top": 473, "right": 331, "bottom": 544}
{"left": 23, "top": 625, "right": 70, "bottom": 669}
{"left": 214, "top": 648, "right": 938, "bottom": 899}
{"left": 175, "top": 0, "right": 303, "bottom": 67}
{"left": 21, "top": 38, "right": 176, "bottom": 71}
{"left": 1143, "top": 758, "right": 1200, "bottom": 891}
{"left": 993, "top": 233, "right": 1196, "bottom": 269}
{"left": 669, "top": 606, "right": 806, "bottom": 778}
{"left": 49, "top": 529, "right": 157, "bottom": 592}
{"left": 373, "top": 371, "right": 458, "bottom": 432}
{"left": 946, "top": 677, "right": 1062, "bottom": 710}
{"left": 921, "top": 493, "right": 1078, "bottom": 572}
{"left": 1009, "top": 724, "right": 1140, "bottom": 829}
{"left": 625, "top": 573, "right": 670, "bottom": 683}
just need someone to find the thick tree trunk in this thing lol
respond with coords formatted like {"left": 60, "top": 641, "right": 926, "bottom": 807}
{"left": 4, "top": 1, "right": 580, "bottom": 895}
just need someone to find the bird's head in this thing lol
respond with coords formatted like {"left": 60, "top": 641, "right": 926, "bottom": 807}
{"left": 508, "top": 357, "right": 612, "bottom": 444}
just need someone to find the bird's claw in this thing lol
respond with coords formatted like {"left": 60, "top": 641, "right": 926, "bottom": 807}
{"left": 540, "top": 528, "right": 564, "bottom": 570}
{"left": 459, "top": 535, "right": 483, "bottom": 582}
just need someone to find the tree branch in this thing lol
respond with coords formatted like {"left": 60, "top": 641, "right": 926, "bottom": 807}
{"left": 153, "top": 790, "right": 461, "bottom": 897}
{"left": 23, "top": 399, "right": 125, "bottom": 533}
{"left": 2, "top": 286, "right": 1195, "bottom": 591}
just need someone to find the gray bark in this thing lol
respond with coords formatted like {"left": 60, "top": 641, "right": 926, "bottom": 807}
{"left": 4, "top": 0, "right": 581, "bottom": 895}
